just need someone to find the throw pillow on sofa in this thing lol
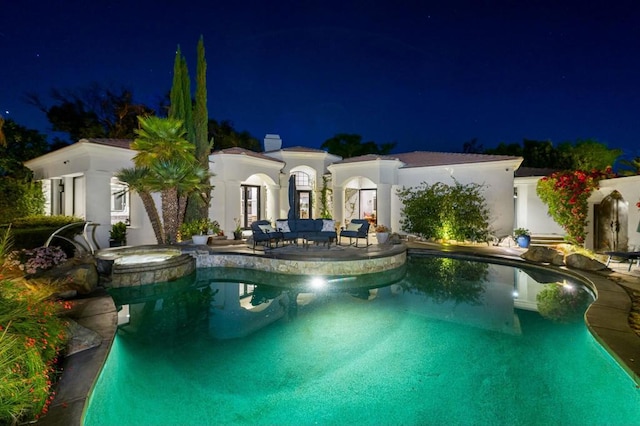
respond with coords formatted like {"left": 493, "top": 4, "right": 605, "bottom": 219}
{"left": 276, "top": 220, "right": 291, "bottom": 232}
{"left": 259, "top": 224, "right": 276, "bottom": 233}
{"left": 346, "top": 222, "right": 362, "bottom": 231}
{"left": 321, "top": 220, "right": 335, "bottom": 232}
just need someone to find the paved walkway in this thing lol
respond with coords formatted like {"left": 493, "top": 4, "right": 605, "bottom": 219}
{"left": 38, "top": 241, "right": 640, "bottom": 425}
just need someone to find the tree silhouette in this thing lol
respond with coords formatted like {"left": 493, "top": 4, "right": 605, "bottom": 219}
{"left": 321, "top": 133, "right": 396, "bottom": 158}
{"left": 27, "top": 84, "right": 155, "bottom": 142}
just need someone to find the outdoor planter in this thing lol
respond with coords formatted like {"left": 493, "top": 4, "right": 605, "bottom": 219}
{"left": 516, "top": 235, "right": 531, "bottom": 248}
{"left": 376, "top": 232, "right": 389, "bottom": 244}
{"left": 514, "top": 228, "right": 531, "bottom": 248}
{"left": 192, "top": 235, "right": 210, "bottom": 245}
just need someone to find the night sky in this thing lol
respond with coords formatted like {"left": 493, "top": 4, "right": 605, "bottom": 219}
{"left": 2, "top": 0, "right": 639, "bottom": 157}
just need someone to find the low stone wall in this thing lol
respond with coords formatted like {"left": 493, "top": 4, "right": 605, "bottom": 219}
{"left": 108, "top": 253, "right": 195, "bottom": 288}
{"left": 193, "top": 250, "right": 406, "bottom": 276}
{"left": 99, "top": 244, "right": 406, "bottom": 288}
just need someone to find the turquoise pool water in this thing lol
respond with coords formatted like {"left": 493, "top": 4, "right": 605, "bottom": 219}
{"left": 85, "top": 257, "right": 640, "bottom": 425}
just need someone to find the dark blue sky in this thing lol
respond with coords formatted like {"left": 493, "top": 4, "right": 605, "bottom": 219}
{"left": 2, "top": 0, "right": 639, "bottom": 157}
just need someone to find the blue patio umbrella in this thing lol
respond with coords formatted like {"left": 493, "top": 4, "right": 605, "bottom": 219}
{"left": 287, "top": 175, "right": 299, "bottom": 220}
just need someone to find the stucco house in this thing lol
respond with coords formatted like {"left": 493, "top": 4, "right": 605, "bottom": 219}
{"left": 25, "top": 134, "right": 523, "bottom": 249}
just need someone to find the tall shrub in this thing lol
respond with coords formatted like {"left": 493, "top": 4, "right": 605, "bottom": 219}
{"left": 398, "top": 180, "right": 490, "bottom": 242}
{"left": 0, "top": 178, "right": 44, "bottom": 222}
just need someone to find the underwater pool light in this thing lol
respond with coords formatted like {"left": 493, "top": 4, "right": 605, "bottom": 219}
{"left": 310, "top": 277, "right": 327, "bottom": 290}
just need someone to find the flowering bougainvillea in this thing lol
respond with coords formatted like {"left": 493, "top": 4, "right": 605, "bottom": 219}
{"left": 536, "top": 168, "right": 615, "bottom": 244}
{"left": 4, "top": 246, "right": 67, "bottom": 275}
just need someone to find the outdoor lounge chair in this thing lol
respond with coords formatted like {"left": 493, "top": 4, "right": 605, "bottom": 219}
{"left": 250, "top": 220, "right": 284, "bottom": 251}
{"left": 604, "top": 251, "right": 640, "bottom": 271}
{"left": 339, "top": 219, "right": 370, "bottom": 247}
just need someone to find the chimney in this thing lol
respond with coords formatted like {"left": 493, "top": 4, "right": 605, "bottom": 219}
{"left": 263, "top": 134, "right": 282, "bottom": 152}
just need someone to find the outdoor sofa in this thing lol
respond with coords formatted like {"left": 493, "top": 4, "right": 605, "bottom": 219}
{"left": 250, "top": 220, "right": 284, "bottom": 250}
{"left": 275, "top": 218, "right": 337, "bottom": 247}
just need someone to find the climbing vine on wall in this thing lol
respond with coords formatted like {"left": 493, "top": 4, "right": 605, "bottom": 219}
{"left": 319, "top": 175, "right": 333, "bottom": 219}
{"left": 536, "top": 168, "right": 614, "bottom": 245}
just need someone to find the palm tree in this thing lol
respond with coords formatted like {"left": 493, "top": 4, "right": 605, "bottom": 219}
{"left": 129, "top": 115, "right": 211, "bottom": 244}
{"left": 117, "top": 167, "right": 165, "bottom": 244}
{"left": 131, "top": 116, "right": 195, "bottom": 166}
{"left": 618, "top": 157, "right": 640, "bottom": 176}
{"left": 146, "top": 159, "right": 210, "bottom": 244}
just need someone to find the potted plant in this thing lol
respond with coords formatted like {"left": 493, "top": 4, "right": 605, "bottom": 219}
{"left": 513, "top": 228, "right": 531, "bottom": 248}
{"left": 109, "top": 222, "right": 127, "bottom": 247}
{"left": 375, "top": 224, "right": 390, "bottom": 244}
{"left": 180, "top": 218, "right": 217, "bottom": 244}
{"left": 210, "top": 220, "right": 225, "bottom": 240}
{"left": 233, "top": 218, "right": 243, "bottom": 240}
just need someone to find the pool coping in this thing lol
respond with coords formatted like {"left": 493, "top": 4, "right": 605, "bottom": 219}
{"left": 37, "top": 242, "right": 640, "bottom": 425}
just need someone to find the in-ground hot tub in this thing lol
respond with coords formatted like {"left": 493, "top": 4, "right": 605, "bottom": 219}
{"left": 96, "top": 246, "right": 196, "bottom": 288}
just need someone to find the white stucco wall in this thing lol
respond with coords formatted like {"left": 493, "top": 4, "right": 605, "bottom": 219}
{"left": 209, "top": 153, "right": 283, "bottom": 234}
{"left": 24, "top": 141, "right": 156, "bottom": 248}
{"left": 265, "top": 149, "right": 342, "bottom": 221}
{"left": 328, "top": 159, "right": 401, "bottom": 229}
{"left": 514, "top": 176, "right": 565, "bottom": 237}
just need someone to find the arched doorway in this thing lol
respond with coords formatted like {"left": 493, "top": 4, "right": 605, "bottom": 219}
{"left": 594, "top": 191, "right": 628, "bottom": 252}
{"left": 343, "top": 176, "right": 377, "bottom": 225}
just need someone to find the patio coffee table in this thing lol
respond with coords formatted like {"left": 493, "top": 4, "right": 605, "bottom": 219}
{"left": 303, "top": 235, "right": 332, "bottom": 249}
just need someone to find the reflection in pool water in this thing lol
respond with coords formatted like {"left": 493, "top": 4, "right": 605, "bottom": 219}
{"left": 85, "top": 257, "right": 640, "bottom": 425}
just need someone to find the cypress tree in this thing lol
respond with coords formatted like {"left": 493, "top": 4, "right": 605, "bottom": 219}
{"left": 193, "top": 35, "right": 212, "bottom": 218}
{"left": 180, "top": 55, "right": 195, "bottom": 144}
{"left": 169, "top": 46, "right": 185, "bottom": 121}
{"left": 171, "top": 38, "right": 211, "bottom": 222}
{"left": 194, "top": 35, "right": 210, "bottom": 162}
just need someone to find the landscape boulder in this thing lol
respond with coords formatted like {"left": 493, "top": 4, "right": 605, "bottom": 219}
{"left": 564, "top": 253, "right": 608, "bottom": 271}
{"left": 521, "top": 246, "right": 565, "bottom": 265}
{"left": 45, "top": 257, "right": 99, "bottom": 295}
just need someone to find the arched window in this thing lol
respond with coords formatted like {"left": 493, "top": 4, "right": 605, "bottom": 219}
{"left": 291, "top": 171, "right": 313, "bottom": 218}
{"left": 293, "top": 171, "right": 311, "bottom": 188}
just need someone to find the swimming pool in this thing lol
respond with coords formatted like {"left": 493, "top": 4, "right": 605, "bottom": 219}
{"left": 84, "top": 256, "right": 640, "bottom": 425}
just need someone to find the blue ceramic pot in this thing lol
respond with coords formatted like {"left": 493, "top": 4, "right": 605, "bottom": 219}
{"left": 516, "top": 235, "right": 531, "bottom": 248}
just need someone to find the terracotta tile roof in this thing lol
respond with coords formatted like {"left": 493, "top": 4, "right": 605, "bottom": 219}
{"left": 79, "top": 138, "right": 133, "bottom": 149}
{"left": 334, "top": 151, "right": 522, "bottom": 168}
{"left": 332, "top": 154, "right": 397, "bottom": 164}
{"left": 394, "top": 151, "right": 521, "bottom": 167}
{"left": 279, "top": 146, "right": 329, "bottom": 153}
{"left": 213, "top": 147, "right": 282, "bottom": 162}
